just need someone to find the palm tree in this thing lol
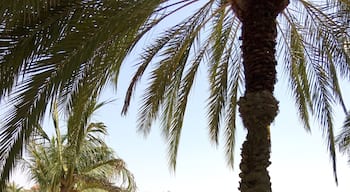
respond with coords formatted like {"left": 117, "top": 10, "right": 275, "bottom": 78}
{"left": 120, "top": 1, "right": 349, "bottom": 192}
{"left": 22, "top": 99, "right": 136, "bottom": 192}
{"left": 0, "top": 0, "right": 349, "bottom": 191}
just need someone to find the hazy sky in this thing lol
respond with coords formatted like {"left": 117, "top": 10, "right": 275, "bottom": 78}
{"left": 9, "top": 1, "right": 350, "bottom": 192}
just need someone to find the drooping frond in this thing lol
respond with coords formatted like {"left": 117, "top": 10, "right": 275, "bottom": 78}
{"left": 222, "top": 21, "right": 243, "bottom": 168}
{"left": 131, "top": 1, "right": 217, "bottom": 135}
{"left": 207, "top": 9, "right": 240, "bottom": 146}
{"left": 122, "top": 0, "right": 245, "bottom": 170}
{"left": 206, "top": 7, "right": 243, "bottom": 168}
{"left": 165, "top": 43, "right": 208, "bottom": 170}
{"left": 278, "top": 0, "right": 350, "bottom": 183}
{"left": 278, "top": 11, "right": 313, "bottom": 131}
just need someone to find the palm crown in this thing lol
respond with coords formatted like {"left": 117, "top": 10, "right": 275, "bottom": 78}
{"left": 0, "top": 0, "right": 349, "bottom": 191}
{"left": 22, "top": 100, "right": 136, "bottom": 192}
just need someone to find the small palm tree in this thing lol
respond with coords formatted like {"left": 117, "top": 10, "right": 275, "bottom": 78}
{"left": 22, "top": 99, "right": 136, "bottom": 192}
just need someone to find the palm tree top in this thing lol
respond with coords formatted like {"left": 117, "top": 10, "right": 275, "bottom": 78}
{"left": 22, "top": 99, "right": 136, "bottom": 192}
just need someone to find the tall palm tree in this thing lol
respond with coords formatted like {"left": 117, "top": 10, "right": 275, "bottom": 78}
{"left": 120, "top": 1, "right": 349, "bottom": 192}
{"left": 0, "top": 0, "right": 349, "bottom": 191}
{"left": 22, "top": 99, "right": 136, "bottom": 192}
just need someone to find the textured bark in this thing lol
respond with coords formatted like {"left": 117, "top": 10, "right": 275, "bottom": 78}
{"left": 239, "top": 133, "right": 271, "bottom": 192}
{"left": 238, "top": 92, "right": 278, "bottom": 192}
{"left": 230, "top": 0, "right": 289, "bottom": 191}
{"left": 241, "top": 2, "right": 278, "bottom": 92}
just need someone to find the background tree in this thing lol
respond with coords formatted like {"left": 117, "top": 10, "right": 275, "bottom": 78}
{"left": 22, "top": 99, "right": 136, "bottom": 192}
{"left": 0, "top": 0, "right": 349, "bottom": 191}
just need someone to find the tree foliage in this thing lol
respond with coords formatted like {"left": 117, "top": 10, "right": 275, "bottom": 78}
{"left": 0, "top": 0, "right": 349, "bottom": 189}
{"left": 21, "top": 99, "right": 136, "bottom": 192}
{"left": 0, "top": 0, "right": 161, "bottom": 188}
{"left": 121, "top": 0, "right": 350, "bottom": 180}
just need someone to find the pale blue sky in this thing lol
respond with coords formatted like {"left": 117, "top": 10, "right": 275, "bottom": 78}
{"left": 9, "top": 1, "right": 350, "bottom": 191}
{"left": 12, "top": 66, "right": 350, "bottom": 191}
{"left": 93, "top": 60, "right": 350, "bottom": 192}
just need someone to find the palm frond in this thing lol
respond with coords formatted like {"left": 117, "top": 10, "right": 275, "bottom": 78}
{"left": 78, "top": 146, "right": 136, "bottom": 191}
{"left": 207, "top": 11, "right": 229, "bottom": 146}
{"left": 222, "top": 20, "right": 243, "bottom": 168}
{"left": 279, "top": 11, "right": 313, "bottom": 131}
{"left": 77, "top": 175, "right": 124, "bottom": 192}
{"left": 279, "top": 0, "right": 350, "bottom": 183}
{"left": 22, "top": 141, "right": 63, "bottom": 191}
{"left": 166, "top": 42, "right": 208, "bottom": 170}
{"left": 0, "top": 0, "right": 162, "bottom": 188}
{"left": 0, "top": 0, "right": 82, "bottom": 100}
{"left": 207, "top": 9, "right": 239, "bottom": 146}
{"left": 121, "top": 1, "right": 243, "bottom": 170}
{"left": 122, "top": 0, "right": 245, "bottom": 170}
{"left": 133, "top": 1, "right": 217, "bottom": 137}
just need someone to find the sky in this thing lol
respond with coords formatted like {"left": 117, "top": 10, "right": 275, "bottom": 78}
{"left": 99, "top": 68, "right": 350, "bottom": 192}
{"left": 8, "top": 1, "right": 350, "bottom": 192}
{"left": 94, "top": 65, "right": 350, "bottom": 192}
{"left": 12, "top": 67, "right": 350, "bottom": 192}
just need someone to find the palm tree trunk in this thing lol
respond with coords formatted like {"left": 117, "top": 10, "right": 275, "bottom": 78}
{"left": 238, "top": 92, "right": 277, "bottom": 192}
{"left": 239, "top": 127, "right": 272, "bottom": 192}
{"left": 231, "top": 0, "right": 289, "bottom": 191}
